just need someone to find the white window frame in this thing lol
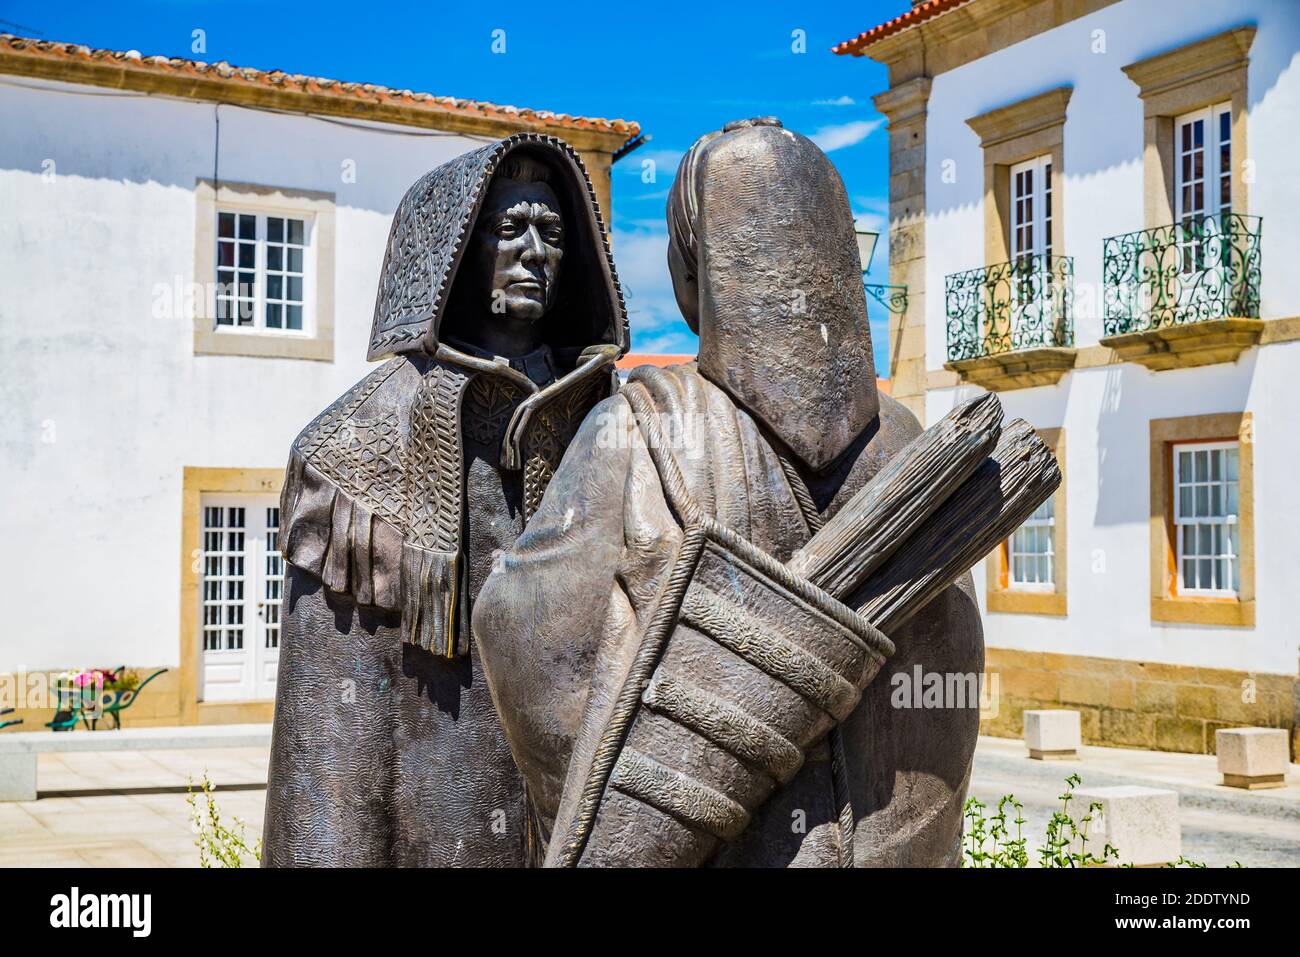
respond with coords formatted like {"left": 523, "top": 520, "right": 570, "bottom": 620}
{"left": 213, "top": 207, "right": 316, "bottom": 338}
{"left": 193, "top": 179, "right": 335, "bottom": 362}
{"left": 1007, "top": 154, "right": 1055, "bottom": 338}
{"left": 1172, "top": 439, "right": 1240, "bottom": 598}
{"left": 1006, "top": 496, "right": 1055, "bottom": 592}
{"left": 1009, "top": 154, "right": 1052, "bottom": 261}
{"left": 1174, "top": 101, "right": 1232, "bottom": 223}
{"left": 201, "top": 502, "right": 247, "bottom": 655}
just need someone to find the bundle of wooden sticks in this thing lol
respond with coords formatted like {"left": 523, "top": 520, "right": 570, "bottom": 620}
{"left": 547, "top": 394, "right": 1060, "bottom": 868}
{"left": 787, "top": 392, "right": 1059, "bottom": 634}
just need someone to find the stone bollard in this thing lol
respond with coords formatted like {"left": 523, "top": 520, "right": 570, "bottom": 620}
{"left": 0, "top": 751, "right": 37, "bottom": 802}
{"left": 1073, "top": 785, "right": 1180, "bottom": 866}
{"left": 1216, "top": 728, "right": 1290, "bottom": 790}
{"left": 1023, "top": 709, "right": 1081, "bottom": 760}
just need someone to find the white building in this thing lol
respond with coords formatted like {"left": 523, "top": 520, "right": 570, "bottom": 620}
{"left": 0, "top": 34, "right": 637, "bottom": 726}
{"left": 837, "top": 0, "right": 1299, "bottom": 755}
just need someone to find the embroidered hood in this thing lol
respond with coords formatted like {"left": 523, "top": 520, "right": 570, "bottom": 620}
{"left": 368, "top": 132, "right": 628, "bottom": 363}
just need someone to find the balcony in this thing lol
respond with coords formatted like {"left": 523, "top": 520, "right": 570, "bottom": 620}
{"left": 944, "top": 254, "right": 1077, "bottom": 391}
{"left": 1101, "top": 214, "right": 1263, "bottom": 371}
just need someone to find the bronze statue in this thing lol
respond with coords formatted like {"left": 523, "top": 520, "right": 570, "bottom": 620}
{"left": 472, "top": 119, "right": 990, "bottom": 866}
{"left": 262, "top": 134, "right": 627, "bottom": 866}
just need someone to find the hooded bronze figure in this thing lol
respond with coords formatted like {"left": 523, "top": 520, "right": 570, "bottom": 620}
{"left": 262, "top": 134, "right": 627, "bottom": 866}
{"left": 473, "top": 119, "right": 984, "bottom": 866}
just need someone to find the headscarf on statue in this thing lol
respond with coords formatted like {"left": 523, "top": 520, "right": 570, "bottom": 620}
{"left": 666, "top": 117, "right": 879, "bottom": 471}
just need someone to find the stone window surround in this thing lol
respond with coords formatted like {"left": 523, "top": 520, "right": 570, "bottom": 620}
{"left": 986, "top": 427, "right": 1067, "bottom": 616}
{"left": 193, "top": 179, "right": 336, "bottom": 362}
{"left": 966, "top": 85, "right": 1071, "bottom": 269}
{"left": 1149, "top": 411, "right": 1255, "bottom": 627}
{"left": 177, "top": 466, "right": 283, "bottom": 725}
{"left": 1122, "top": 25, "right": 1255, "bottom": 232}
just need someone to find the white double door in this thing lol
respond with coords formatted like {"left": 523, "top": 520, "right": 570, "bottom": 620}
{"left": 199, "top": 495, "right": 283, "bottom": 702}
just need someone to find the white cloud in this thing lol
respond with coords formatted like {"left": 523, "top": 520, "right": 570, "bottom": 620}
{"left": 813, "top": 95, "right": 856, "bottom": 107}
{"left": 618, "top": 147, "right": 685, "bottom": 180}
{"left": 611, "top": 225, "right": 669, "bottom": 300}
{"left": 809, "top": 118, "right": 883, "bottom": 152}
{"left": 611, "top": 223, "right": 695, "bottom": 353}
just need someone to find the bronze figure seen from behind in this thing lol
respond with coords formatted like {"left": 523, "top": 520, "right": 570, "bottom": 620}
{"left": 473, "top": 119, "right": 987, "bottom": 867}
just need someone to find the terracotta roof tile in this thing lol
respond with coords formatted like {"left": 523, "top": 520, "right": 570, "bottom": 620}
{"left": 831, "top": 0, "right": 972, "bottom": 56}
{"left": 615, "top": 353, "right": 694, "bottom": 369}
{"left": 0, "top": 33, "right": 639, "bottom": 136}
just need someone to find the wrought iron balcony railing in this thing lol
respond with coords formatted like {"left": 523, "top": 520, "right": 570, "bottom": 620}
{"left": 1102, "top": 213, "right": 1261, "bottom": 337}
{"left": 945, "top": 254, "right": 1075, "bottom": 362}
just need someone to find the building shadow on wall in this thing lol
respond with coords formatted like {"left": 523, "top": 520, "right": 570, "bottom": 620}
{"left": 1093, "top": 354, "right": 1258, "bottom": 528}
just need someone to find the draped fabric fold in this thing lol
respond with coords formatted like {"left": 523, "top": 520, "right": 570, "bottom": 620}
{"left": 275, "top": 353, "right": 470, "bottom": 659}
{"left": 277, "top": 346, "right": 619, "bottom": 660}
{"left": 279, "top": 449, "right": 464, "bottom": 657}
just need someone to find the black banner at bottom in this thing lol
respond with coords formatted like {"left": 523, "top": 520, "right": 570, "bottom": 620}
{"left": 0, "top": 865, "right": 1281, "bottom": 942}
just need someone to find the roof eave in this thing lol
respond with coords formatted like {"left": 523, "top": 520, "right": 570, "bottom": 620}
{"left": 0, "top": 36, "right": 638, "bottom": 150}
{"left": 831, "top": 0, "right": 972, "bottom": 58}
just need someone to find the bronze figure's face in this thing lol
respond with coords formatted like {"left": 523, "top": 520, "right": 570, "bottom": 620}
{"left": 473, "top": 176, "right": 564, "bottom": 325}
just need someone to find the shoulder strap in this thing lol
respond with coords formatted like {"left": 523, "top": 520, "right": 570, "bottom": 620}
{"left": 620, "top": 379, "right": 704, "bottom": 529}
{"left": 776, "top": 452, "right": 824, "bottom": 536}
{"left": 773, "top": 452, "right": 857, "bottom": 869}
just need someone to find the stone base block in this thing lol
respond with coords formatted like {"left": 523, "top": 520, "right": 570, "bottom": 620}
{"left": 1024, "top": 709, "right": 1081, "bottom": 759}
{"left": 1216, "top": 728, "right": 1290, "bottom": 789}
{"left": 1073, "top": 785, "right": 1180, "bottom": 866}
{"left": 1028, "top": 748, "right": 1078, "bottom": 760}
{"left": 945, "top": 346, "right": 1077, "bottom": 391}
{"left": 1222, "top": 772, "right": 1285, "bottom": 790}
{"left": 0, "top": 752, "right": 37, "bottom": 802}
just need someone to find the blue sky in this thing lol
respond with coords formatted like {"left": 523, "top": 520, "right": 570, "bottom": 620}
{"left": 3, "top": 0, "right": 901, "bottom": 369}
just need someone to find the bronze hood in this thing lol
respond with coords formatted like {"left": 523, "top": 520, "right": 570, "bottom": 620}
{"left": 667, "top": 118, "right": 878, "bottom": 471}
{"left": 368, "top": 132, "right": 628, "bottom": 363}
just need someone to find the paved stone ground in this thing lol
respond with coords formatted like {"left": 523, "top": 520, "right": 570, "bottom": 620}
{"left": 0, "top": 737, "right": 1295, "bottom": 867}
{"left": 968, "top": 736, "right": 1300, "bottom": 867}
{"left": 0, "top": 747, "right": 267, "bottom": 868}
